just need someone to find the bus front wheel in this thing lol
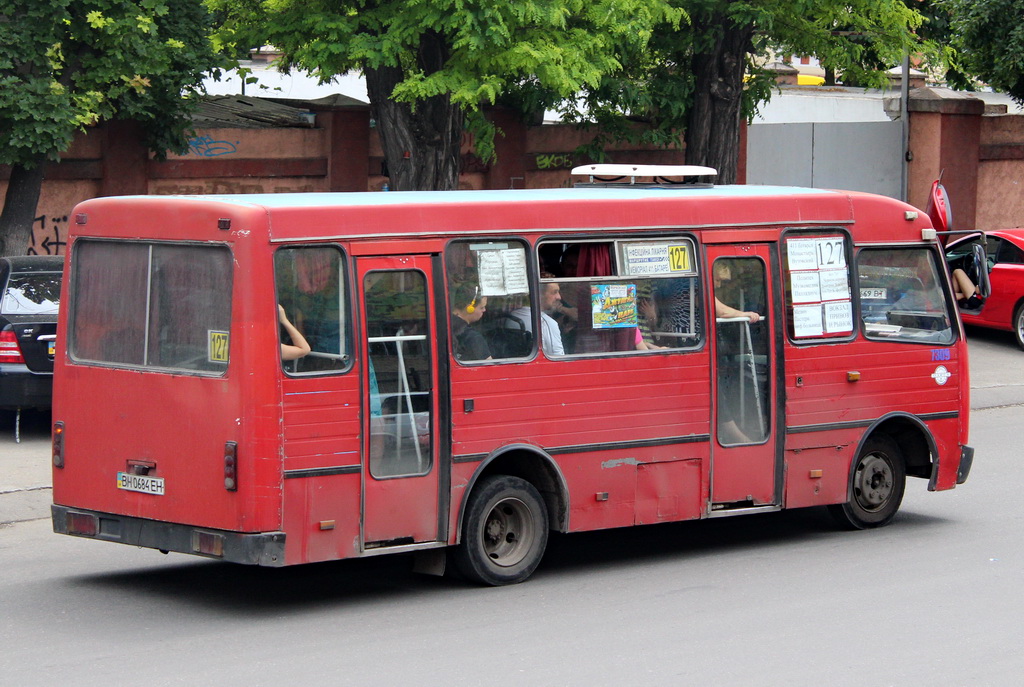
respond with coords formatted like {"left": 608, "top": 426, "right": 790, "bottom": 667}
{"left": 454, "top": 475, "right": 549, "bottom": 586}
{"left": 829, "top": 435, "right": 906, "bottom": 530}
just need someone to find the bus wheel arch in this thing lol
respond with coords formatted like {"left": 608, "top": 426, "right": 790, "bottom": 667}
{"left": 830, "top": 414, "right": 932, "bottom": 529}
{"left": 457, "top": 445, "right": 569, "bottom": 539}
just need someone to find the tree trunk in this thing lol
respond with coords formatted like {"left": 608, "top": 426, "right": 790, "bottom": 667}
{"left": 685, "top": 14, "right": 755, "bottom": 185}
{"left": 364, "top": 32, "right": 463, "bottom": 191}
{"left": 0, "top": 161, "right": 45, "bottom": 257}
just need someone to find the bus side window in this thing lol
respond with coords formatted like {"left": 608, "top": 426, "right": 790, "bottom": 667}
{"left": 445, "top": 239, "right": 535, "bottom": 362}
{"left": 274, "top": 246, "right": 351, "bottom": 373}
{"left": 539, "top": 239, "right": 703, "bottom": 356}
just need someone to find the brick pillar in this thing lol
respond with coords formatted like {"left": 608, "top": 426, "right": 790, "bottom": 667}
{"left": 484, "top": 108, "right": 529, "bottom": 190}
{"left": 99, "top": 119, "right": 149, "bottom": 196}
{"left": 907, "top": 88, "right": 985, "bottom": 230}
{"left": 319, "top": 107, "right": 371, "bottom": 192}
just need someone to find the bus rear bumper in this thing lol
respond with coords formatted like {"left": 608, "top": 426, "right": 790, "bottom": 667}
{"left": 51, "top": 504, "right": 287, "bottom": 567}
{"left": 957, "top": 444, "right": 974, "bottom": 485}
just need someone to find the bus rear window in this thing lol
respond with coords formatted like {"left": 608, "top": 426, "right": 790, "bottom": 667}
{"left": 858, "top": 248, "right": 954, "bottom": 344}
{"left": 69, "top": 241, "right": 232, "bottom": 373}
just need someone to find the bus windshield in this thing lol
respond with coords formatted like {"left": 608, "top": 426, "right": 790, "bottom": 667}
{"left": 858, "top": 248, "right": 955, "bottom": 344}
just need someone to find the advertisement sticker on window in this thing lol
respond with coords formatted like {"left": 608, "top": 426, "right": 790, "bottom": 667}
{"left": 591, "top": 284, "right": 637, "bottom": 329}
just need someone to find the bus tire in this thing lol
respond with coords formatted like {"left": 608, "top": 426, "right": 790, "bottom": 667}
{"left": 453, "top": 475, "right": 549, "bottom": 586}
{"left": 1013, "top": 303, "right": 1024, "bottom": 351}
{"left": 829, "top": 435, "right": 906, "bottom": 530}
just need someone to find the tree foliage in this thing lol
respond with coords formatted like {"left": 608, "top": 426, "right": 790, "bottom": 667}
{"left": 0, "top": 1, "right": 219, "bottom": 255}
{"left": 567, "top": 1, "right": 925, "bottom": 182}
{"left": 944, "top": 0, "right": 1024, "bottom": 103}
{"left": 209, "top": 0, "right": 683, "bottom": 190}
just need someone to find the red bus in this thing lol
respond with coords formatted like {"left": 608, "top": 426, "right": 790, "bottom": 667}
{"left": 51, "top": 165, "right": 973, "bottom": 585}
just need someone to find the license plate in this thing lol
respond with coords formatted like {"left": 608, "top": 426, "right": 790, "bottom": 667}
{"left": 860, "top": 287, "right": 887, "bottom": 300}
{"left": 116, "top": 472, "right": 165, "bottom": 495}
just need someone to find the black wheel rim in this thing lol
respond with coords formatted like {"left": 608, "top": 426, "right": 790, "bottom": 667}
{"left": 853, "top": 452, "right": 895, "bottom": 512}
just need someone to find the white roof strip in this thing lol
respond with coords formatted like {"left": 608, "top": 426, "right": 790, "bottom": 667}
{"left": 571, "top": 164, "right": 718, "bottom": 178}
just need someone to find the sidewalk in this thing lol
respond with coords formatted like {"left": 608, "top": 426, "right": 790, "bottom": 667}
{"left": 4, "top": 329, "right": 1024, "bottom": 525}
{"left": 0, "top": 410, "right": 55, "bottom": 525}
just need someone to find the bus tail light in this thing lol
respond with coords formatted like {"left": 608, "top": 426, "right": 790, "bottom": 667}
{"left": 53, "top": 421, "right": 65, "bottom": 468}
{"left": 224, "top": 441, "right": 238, "bottom": 491}
{"left": 0, "top": 329, "right": 25, "bottom": 364}
{"left": 67, "top": 512, "right": 98, "bottom": 537}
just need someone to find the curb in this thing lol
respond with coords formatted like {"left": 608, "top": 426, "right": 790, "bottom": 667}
{"left": 0, "top": 487, "right": 52, "bottom": 526}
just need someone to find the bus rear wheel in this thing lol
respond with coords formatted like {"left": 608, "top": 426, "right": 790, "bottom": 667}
{"left": 454, "top": 475, "right": 549, "bottom": 586}
{"left": 829, "top": 435, "right": 906, "bottom": 530}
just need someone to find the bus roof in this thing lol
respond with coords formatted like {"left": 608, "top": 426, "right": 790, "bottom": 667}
{"left": 144, "top": 184, "right": 835, "bottom": 208}
{"left": 72, "top": 184, "right": 931, "bottom": 244}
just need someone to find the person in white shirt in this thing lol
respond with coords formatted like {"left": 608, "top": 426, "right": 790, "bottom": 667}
{"left": 508, "top": 275, "right": 565, "bottom": 356}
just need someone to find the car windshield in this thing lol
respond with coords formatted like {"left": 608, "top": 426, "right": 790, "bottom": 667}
{"left": 1, "top": 272, "right": 61, "bottom": 315}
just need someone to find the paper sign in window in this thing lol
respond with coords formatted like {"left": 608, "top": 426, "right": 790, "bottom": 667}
{"left": 792, "top": 304, "right": 824, "bottom": 337}
{"left": 477, "top": 248, "right": 529, "bottom": 296}
{"left": 824, "top": 301, "right": 853, "bottom": 333}
{"left": 818, "top": 268, "right": 850, "bottom": 301}
{"left": 787, "top": 239, "right": 819, "bottom": 271}
{"left": 790, "top": 271, "right": 822, "bottom": 304}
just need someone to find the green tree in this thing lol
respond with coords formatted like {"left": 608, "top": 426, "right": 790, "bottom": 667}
{"left": 944, "top": 0, "right": 1024, "bottom": 103}
{"left": 210, "top": 0, "right": 682, "bottom": 191}
{"left": 567, "top": 1, "right": 925, "bottom": 183}
{"left": 0, "top": 1, "right": 219, "bottom": 256}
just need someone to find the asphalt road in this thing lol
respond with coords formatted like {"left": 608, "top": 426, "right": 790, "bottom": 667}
{"left": 0, "top": 325, "right": 1022, "bottom": 685}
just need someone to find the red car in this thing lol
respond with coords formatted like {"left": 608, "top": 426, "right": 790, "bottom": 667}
{"left": 945, "top": 229, "right": 1024, "bottom": 349}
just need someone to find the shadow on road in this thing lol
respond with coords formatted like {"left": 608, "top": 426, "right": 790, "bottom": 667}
{"left": 964, "top": 323, "right": 1020, "bottom": 351}
{"left": 64, "top": 504, "right": 952, "bottom": 615}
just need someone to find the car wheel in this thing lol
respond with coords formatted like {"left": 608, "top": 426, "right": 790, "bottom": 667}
{"left": 453, "top": 475, "right": 549, "bottom": 586}
{"left": 829, "top": 435, "right": 906, "bottom": 530}
{"left": 1014, "top": 303, "right": 1024, "bottom": 351}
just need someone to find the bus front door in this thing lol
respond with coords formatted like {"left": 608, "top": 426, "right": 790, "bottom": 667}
{"left": 359, "top": 257, "right": 445, "bottom": 548}
{"left": 707, "top": 245, "right": 781, "bottom": 509}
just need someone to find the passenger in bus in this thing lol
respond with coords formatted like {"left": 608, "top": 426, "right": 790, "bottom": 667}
{"left": 278, "top": 305, "right": 311, "bottom": 360}
{"left": 451, "top": 283, "right": 492, "bottom": 361}
{"left": 635, "top": 286, "right": 667, "bottom": 350}
{"left": 713, "top": 262, "right": 761, "bottom": 322}
{"left": 508, "top": 273, "right": 565, "bottom": 355}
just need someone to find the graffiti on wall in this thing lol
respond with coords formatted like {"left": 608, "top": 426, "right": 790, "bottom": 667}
{"left": 187, "top": 136, "right": 240, "bottom": 157}
{"left": 533, "top": 153, "right": 576, "bottom": 170}
{"left": 28, "top": 214, "right": 68, "bottom": 256}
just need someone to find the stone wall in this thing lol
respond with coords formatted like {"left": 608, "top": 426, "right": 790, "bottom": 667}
{"left": 4, "top": 89, "right": 1023, "bottom": 255}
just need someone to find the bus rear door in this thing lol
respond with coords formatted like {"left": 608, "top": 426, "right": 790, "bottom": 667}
{"left": 359, "top": 256, "right": 445, "bottom": 548}
{"left": 707, "top": 244, "right": 782, "bottom": 509}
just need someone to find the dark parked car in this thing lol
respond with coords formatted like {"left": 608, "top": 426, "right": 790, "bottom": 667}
{"left": 0, "top": 256, "right": 63, "bottom": 426}
{"left": 945, "top": 229, "right": 1024, "bottom": 349}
